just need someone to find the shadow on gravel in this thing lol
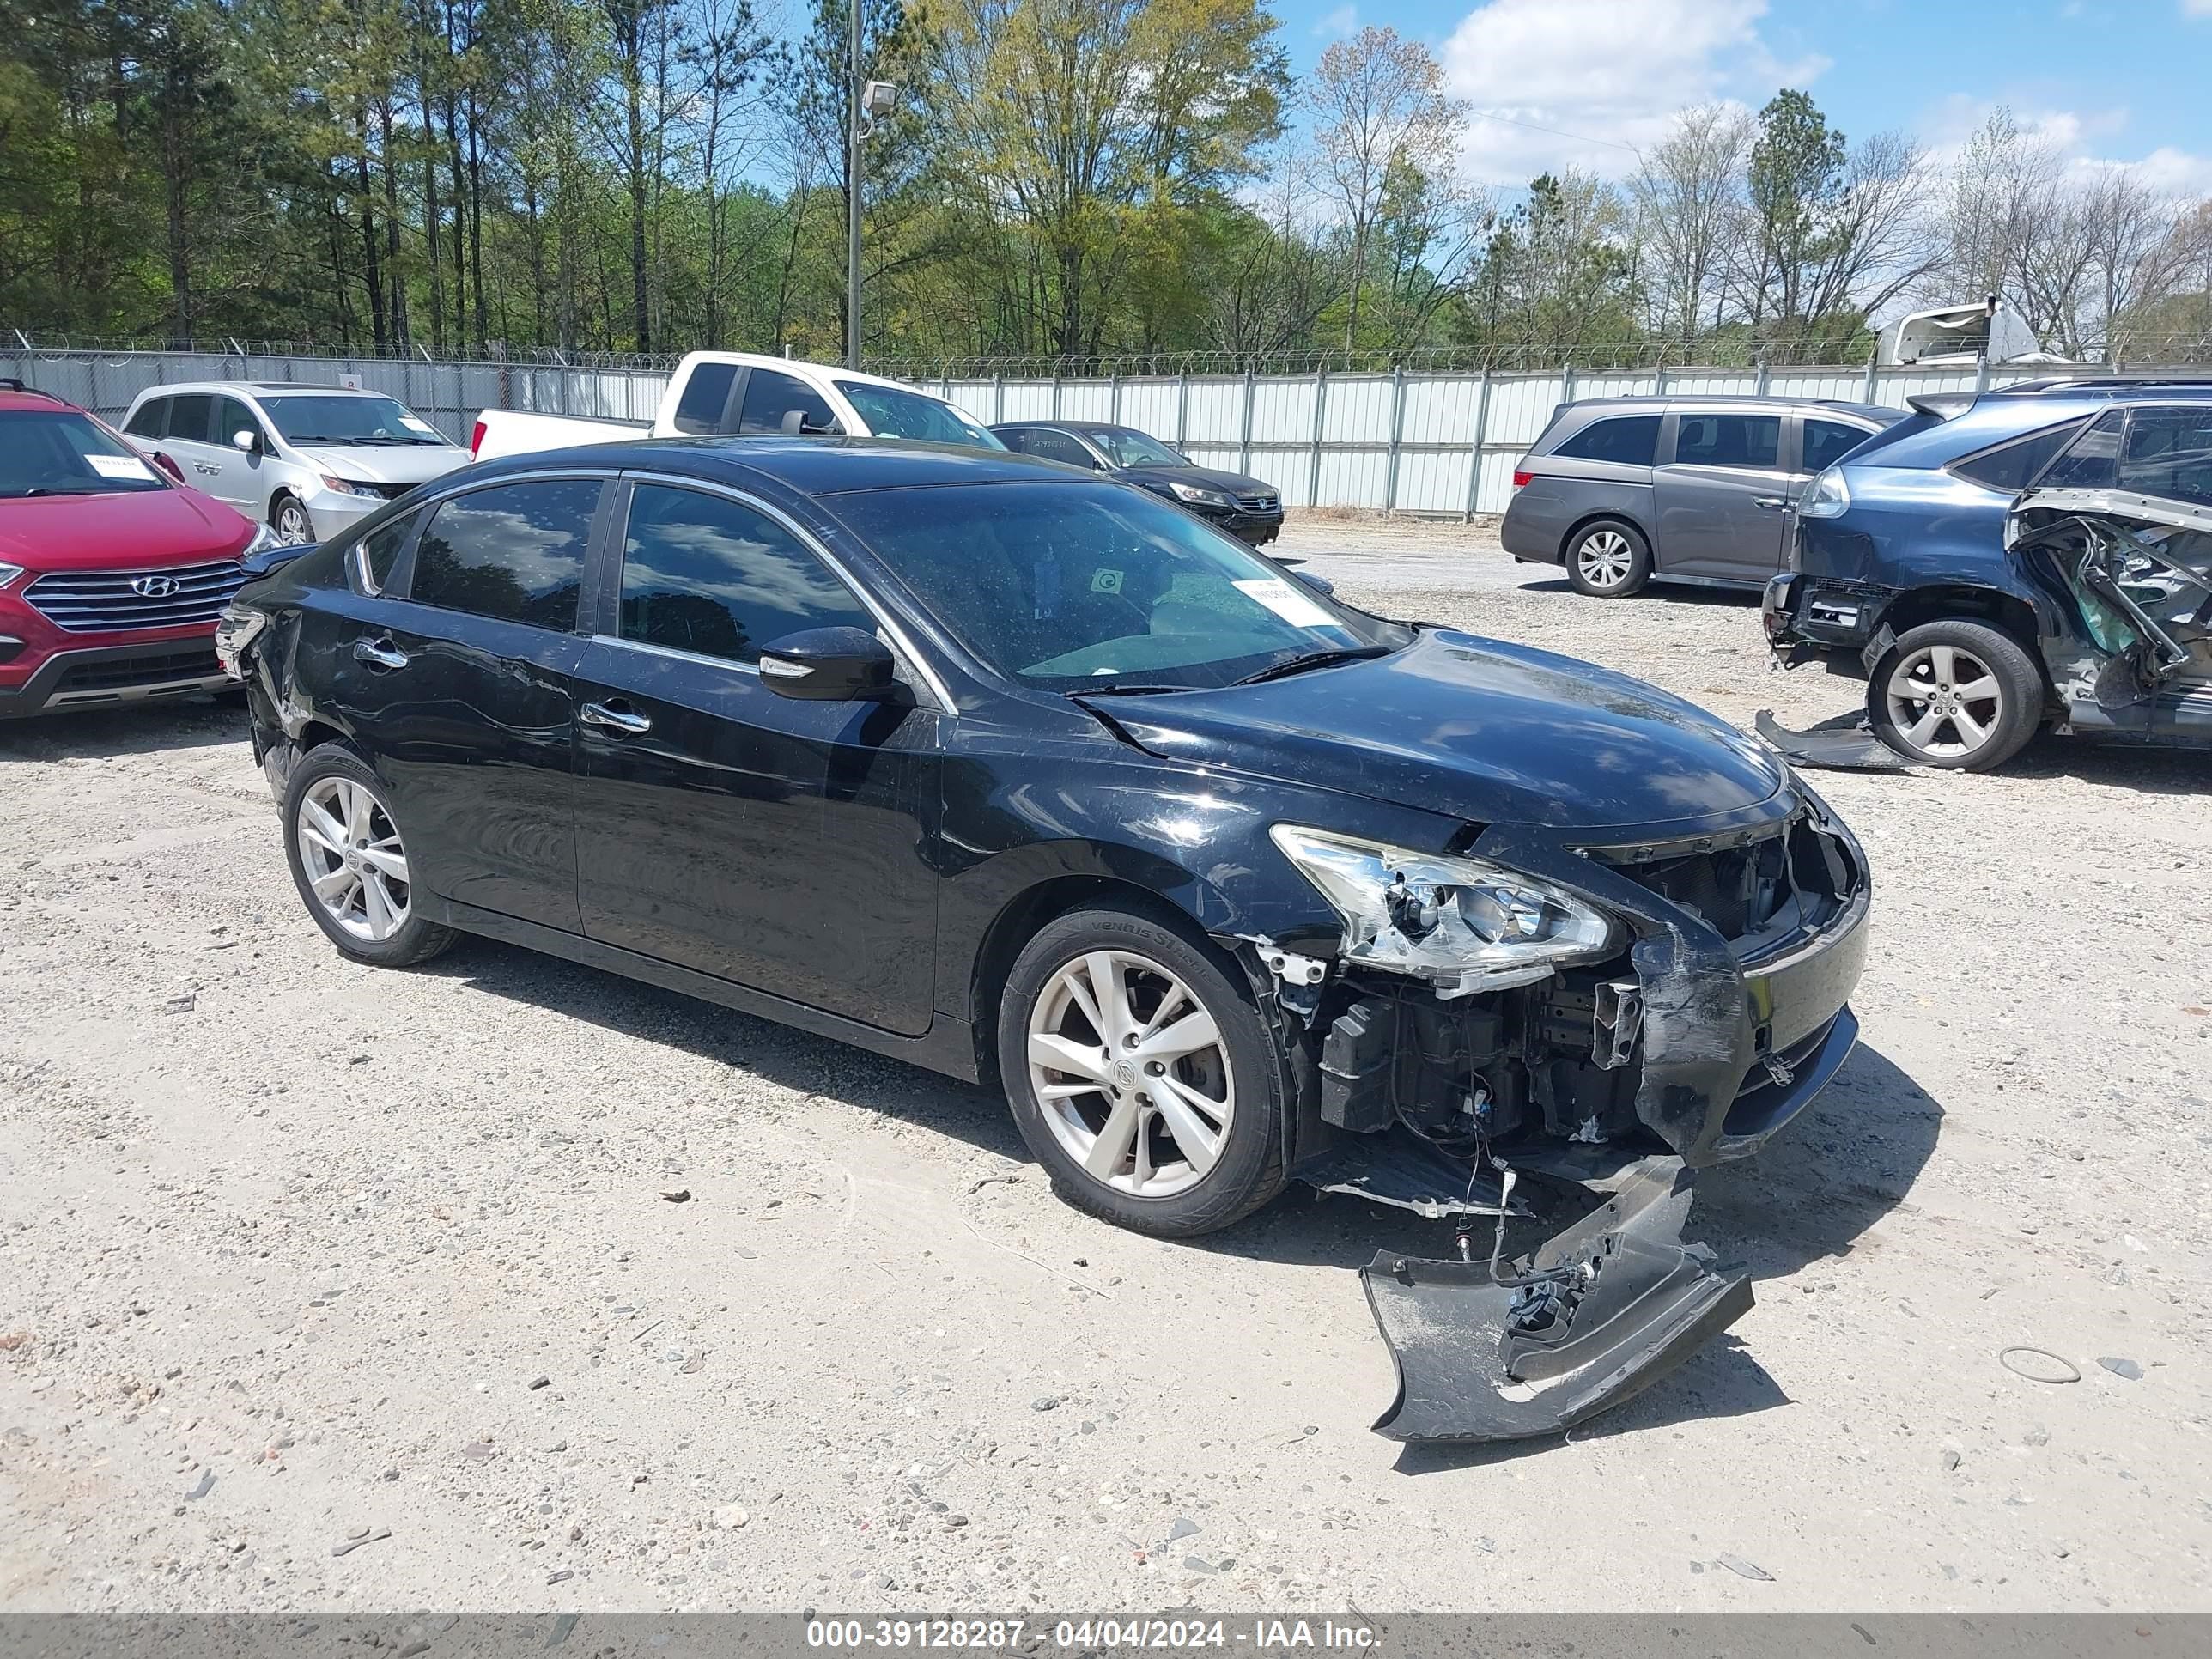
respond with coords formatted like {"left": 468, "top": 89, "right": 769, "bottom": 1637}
{"left": 428, "top": 928, "right": 1942, "bottom": 1463}
{"left": 0, "top": 696, "right": 246, "bottom": 763}
{"left": 417, "top": 933, "right": 1032, "bottom": 1165}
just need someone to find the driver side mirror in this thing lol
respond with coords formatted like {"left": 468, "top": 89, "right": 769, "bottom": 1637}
{"left": 758, "top": 625, "right": 897, "bottom": 701}
{"left": 231, "top": 428, "right": 260, "bottom": 455}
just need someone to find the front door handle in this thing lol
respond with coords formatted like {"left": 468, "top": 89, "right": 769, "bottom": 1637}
{"left": 580, "top": 699, "right": 652, "bottom": 736}
{"left": 352, "top": 635, "right": 410, "bottom": 671}
{"left": 1753, "top": 496, "right": 1788, "bottom": 511}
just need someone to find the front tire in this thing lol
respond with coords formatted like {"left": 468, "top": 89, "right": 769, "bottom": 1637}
{"left": 282, "top": 743, "right": 458, "bottom": 966}
{"left": 996, "top": 906, "right": 1288, "bottom": 1237}
{"left": 270, "top": 495, "right": 314, "bottom": 545}
{"left": 1565, "top": 519, "right": 1652, "bottom": 597}
{"left": 1869, "top": 620, "right": 2044, "bottom": 771}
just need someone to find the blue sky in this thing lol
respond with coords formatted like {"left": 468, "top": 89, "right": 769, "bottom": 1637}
{"left": 1265, "top": 0, "right": 2212, "bottom": 195}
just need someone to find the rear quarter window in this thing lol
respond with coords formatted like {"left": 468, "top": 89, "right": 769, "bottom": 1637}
{"left": 1949, "top": 422, "right": 2086, "bottom": 491}
{"left": 1552, "top": 415, "right": 1660, "bottom": 466}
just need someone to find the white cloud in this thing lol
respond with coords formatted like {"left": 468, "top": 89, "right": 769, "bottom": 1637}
{"left": 1313, "top": 5, "right": 1358, "bottom": 39}
{"left": 2185, "top": 0, "right": 2212, "bottom": 19}
{"left": 1922, "top": 94, "right": 2212, "bottom": 198}
{"left": 1441, "top": 0, "right": 1828, "bottom": 183}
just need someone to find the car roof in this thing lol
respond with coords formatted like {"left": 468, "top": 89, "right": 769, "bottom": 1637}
{"left": 130, "top": 382, "right": 367, "bottom": 398}
{"left": 0, "top": 380, "right": 83, "bottom": 414}
{"left": 1559, "top": 394, "right": 1900, "bottom": 421}
{"left": 466, "top": 434, "right": 1072, "bottom": 496}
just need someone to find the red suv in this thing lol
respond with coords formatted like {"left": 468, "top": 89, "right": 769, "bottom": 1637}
{"left": 1, "top": 380, "right": 276, "bottom": 718}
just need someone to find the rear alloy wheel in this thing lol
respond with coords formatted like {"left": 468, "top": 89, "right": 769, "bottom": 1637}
{"left": 271, "top": 495, "right": 314, "bottom": 545}
{"left": 998, "top": 908, "right": 1286, "bottom": 1237}
{"left": 1869, "top": 620, "right": 2044, "bottom": 771}
{"left": 282, "top": 744, "right": 458, "bottom": 966}
{"left": 1565, "top": 520, "right": 1652, "bottom": 597}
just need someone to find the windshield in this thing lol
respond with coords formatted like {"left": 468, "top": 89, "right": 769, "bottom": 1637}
{"left": 1089, "top": 427, "right": 1186, "bottom": 468}
{"left": 0, "top": 410, "right": 168, "bottom": 498}
{"left": 258, "top": 394, "right": 448, "bottom": 447}
{"left": 830, "top": 479, "right": 1393, "bottom": 691}
{"left": 834, "top": 382, "right": 1003, "bottom": 449}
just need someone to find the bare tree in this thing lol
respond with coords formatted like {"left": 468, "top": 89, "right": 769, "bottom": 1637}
{"left": 1626, "top": 102, "right": 1749, "bottom": 344}
{"left": 1301, "top": 25, "right": 1466, "bottom": 350}
{"left": 1796, "top": 129, "right": 1936, "bottom": 331}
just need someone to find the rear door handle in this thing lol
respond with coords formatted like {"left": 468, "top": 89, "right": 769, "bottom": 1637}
{"left": 580, "top": 699, "right": 652, "bottom": 736}
{"left": 352, "top": 635, "right": 409, "bottom": 670}
{"left": 1753, "top": 496, "right": 1788, "bottom": 511}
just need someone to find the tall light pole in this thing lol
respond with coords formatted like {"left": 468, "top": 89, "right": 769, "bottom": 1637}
{"left": 845, "top": 0, "right": 863, "bottom": 369}
{"left": 846, "top": 7, "right": 897, "bottom": 372}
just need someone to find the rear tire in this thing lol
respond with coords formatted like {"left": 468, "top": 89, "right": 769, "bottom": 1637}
{"left": 1565, "top": 519, "right": 1652, "bottom": 598}
{"left": 282, "top": 743, "right": 459, "bottom": 967}
{"left": 995, "top": 906, "right": 1288, "bottom": 1237}
{"left": 1868, "top": 620, "right": 2044, "bottom": 771}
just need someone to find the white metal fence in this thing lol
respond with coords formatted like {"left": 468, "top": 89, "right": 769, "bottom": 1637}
{"left": 4, "top": 345, "right": 2053, "bottom": 518}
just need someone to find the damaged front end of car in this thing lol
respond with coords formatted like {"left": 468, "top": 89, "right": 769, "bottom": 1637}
{"left": 1238, "top": 786, "right": 1870, "bottom": 1443}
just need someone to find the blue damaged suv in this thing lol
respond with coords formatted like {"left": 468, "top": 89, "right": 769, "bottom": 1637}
{"left": 1763, "top": 375, "right": 2212, "bottom": 769}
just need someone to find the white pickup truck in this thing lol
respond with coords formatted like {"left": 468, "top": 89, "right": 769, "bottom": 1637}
{"left": 469, "top": 351, "right": 1001, "bottom": 461}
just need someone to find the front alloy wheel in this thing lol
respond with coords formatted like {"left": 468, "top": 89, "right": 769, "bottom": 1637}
{"left": 998, "top": 906, "right": 1286, "bottom": 1237}
{"left": 273, "top": 498, "right": 314, "bottom": 544}
{"left": 1027, "top": 950, "right": 1234, "bottom": 1199}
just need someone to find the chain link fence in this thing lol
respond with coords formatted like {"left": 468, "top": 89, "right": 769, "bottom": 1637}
{"left": 8, "top": 333, "right": 2203, "bottom": 518}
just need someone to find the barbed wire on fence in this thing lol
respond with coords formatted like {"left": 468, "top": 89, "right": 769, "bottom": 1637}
{"left": 11, "top": 329, "right": 2212, "bottom": 380}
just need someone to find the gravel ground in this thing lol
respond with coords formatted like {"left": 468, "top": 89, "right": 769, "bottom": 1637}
{"left": 1, "top": 516, "right": 2208, "bottom": 1616}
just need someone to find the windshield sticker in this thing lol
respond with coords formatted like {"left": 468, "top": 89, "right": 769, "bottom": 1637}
{"left": 1090, "top": 568, "right": 1125, "bottom": 594}
{"left": 1233, "top": 578, "right": 1333, "bottom": 629}
{"left": 86, "top": 453, "right": 156, "bottom": 481}
{"left": 398, "top": 415, "right": 438, "bottom": 434}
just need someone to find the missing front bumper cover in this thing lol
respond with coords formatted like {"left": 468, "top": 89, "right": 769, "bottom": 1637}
{"left": 1360, "top": 1157, "right": 1750, "bottom": 1443}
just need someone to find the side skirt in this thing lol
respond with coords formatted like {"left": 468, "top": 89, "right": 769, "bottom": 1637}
{"left": 425, "top": 895, "right": 983, "bottom": 1085}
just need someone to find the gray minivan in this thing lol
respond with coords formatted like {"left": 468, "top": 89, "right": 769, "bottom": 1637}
{"left": 1501, "top": 396, "right": 1903, "bottom": 597}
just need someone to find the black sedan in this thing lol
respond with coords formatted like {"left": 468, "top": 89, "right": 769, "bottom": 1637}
{"left": 217, "top": 436, "right": 1870, "bottom": 1443}
{"left": 990, "top": 420, "right": 1284, "bottom": 545}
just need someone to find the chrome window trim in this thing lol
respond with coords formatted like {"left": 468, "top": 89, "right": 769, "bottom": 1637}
{"left": 617, "top": 470, "right": 957, "bottom": 714}
{"left": 589, "top": 634, "right": 762, "bottom": 678}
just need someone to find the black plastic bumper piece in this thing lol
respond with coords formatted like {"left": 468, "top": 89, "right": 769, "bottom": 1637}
{"left": 1363, "top": 1158, "right": 1751, "bottom": 1443}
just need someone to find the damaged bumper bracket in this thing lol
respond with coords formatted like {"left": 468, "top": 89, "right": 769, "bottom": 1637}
{"left": 1362, "top": 1158, "right": 1750, "bottom": 1443}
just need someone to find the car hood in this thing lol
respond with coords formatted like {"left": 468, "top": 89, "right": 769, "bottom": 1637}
{"left": 0, "top": 485, "right": 253, "bottom": 572}
{"left": 294, "top": 443, "right": 469, "bottom": 485}
{"left": 1121, "top": 463, "right": 1276, "bottom": 499}
{"left": 1091, "top": 629, "right": 1786, "bottom": 830}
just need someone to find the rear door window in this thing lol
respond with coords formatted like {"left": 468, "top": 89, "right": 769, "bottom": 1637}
{"left": 408, "top": 478, "right": 600, "bottom": 629}
{"left": 1951, "top": 422, "right": 2084, "bottom": 491}
{"left": 2118, "top": 406, "right": 2212, "bottom": 508}
{"left": 617, "top": 483, "right": 876, "bottom": 665}
{"left": 1553, "top": 415, "right": 1660, "bottom": 466}
{"left": 735, "top": 368, "right": 839, "bottom": 435}
{"left": 670, "top": 362, "right": 738, "bottom": 434}
{"left": 1803, "top": 418, "right": 1872, "bottom": 474}
{"left": 1673, "top": 413, "right": 1781, "bottom": 470}
{"left": 124, "top": 398, "right": 168, "bottom": 438}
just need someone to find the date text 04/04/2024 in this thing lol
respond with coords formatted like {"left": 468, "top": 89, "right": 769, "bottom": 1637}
{"left": 804, "top": 1619, "right": 1379, "bottom": 1650}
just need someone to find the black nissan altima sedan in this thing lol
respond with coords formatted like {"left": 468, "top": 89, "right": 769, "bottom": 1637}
{"left": 217, "top": 435, "right": 1872, "bottom": 1443}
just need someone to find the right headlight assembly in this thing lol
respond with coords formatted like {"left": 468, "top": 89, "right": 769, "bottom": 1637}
{"left": 1270, "top": 825, "right": 1620, "bottom": 995}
